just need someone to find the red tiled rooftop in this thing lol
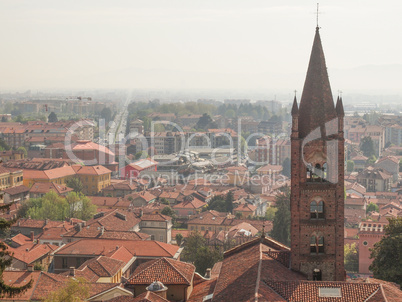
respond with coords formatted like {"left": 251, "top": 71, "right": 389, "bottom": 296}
{"left": 128, "top": 257, "right": 195, "bottom": 285}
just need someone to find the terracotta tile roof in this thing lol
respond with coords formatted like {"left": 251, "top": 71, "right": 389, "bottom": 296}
{"left": 55, "top": 239, "right": 179, "bottom": 258}
{"left": 72, "top": 164, "right": 112, "bottom": 175}
{"left": 6, "top": 242, "right": 58, "bottom": 264}
{"left": 173, "top": 197, "right": 206, "bottom": 210}
{"left": 125, "top": 191, "right": 157, "bottom": 203}
{"left": 127, "top": 257, "right": 195, "bottom": 285}
{"left": 264, "top": 280, "right": 384, "bottom": 302}
{"left": 1, "top": 271, "right": 41, "bottom": 301}
{"left": 36, "top": 225, "right": 71, "bottom": 241}
{"left": 62, "top": 223, "right": 148, "bottom": 240}
{"left": 12, "top": 218, "right": 63, "bottom": 230}
{"left": 106, "top": 291, "right": 170, "bottom": 302}
{"left": 29, "top": 182, "right": 73, "bottom": 195}
{"left": 72, "top": 140, "right": 115, "bottom": 156}
{"left": 69, "top": 256, "right": 125, "bottom": 282}
{"left": 188, "top": 277, "right": 217, "bottom": 302}
{"left": 85, "top": 209, "right": 141, "bottom": 232}
{"left": 2, "top": 185, "right": 30, "bottom": 195}
{"left": 212, "top": 236, "right": 302, "bottom": 302}
{"left": 11, "top": 233, "right": 31, "bottom": 246}
{"left": 89, "top": 196, "right": 121, "bottom": 207}
{"left": 23, "top": 165, "right": 76, "bottom": 180}
{"left": 234, "top": 203, "right": 257, "bottom": 212}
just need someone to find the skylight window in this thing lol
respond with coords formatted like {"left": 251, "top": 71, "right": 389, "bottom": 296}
{"left": 319, "top": 287, "right": 341, "bottom": 298}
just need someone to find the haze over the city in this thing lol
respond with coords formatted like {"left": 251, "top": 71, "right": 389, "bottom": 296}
{"left": 1, "top": 0, "right": 402, "bottom": 93}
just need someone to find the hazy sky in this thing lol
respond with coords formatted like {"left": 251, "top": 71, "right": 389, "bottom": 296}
{"left": 1, "top": 1, "right": 401, "bottom": 92}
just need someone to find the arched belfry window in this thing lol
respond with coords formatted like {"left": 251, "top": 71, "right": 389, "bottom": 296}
{"left": 310, "top": 235, "right": 324, "bottom": 254}
{"left": 310, "top": 200, "right": 324, "bottom": 219}
{"left": 306, "top": 162, "right": 328, "bottom": 182}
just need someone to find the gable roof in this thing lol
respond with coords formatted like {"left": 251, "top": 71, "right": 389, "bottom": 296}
{"left": 54, "top": 238, "right": 179, "bottom": 258}
{"left": 128, "top": 257, "right": 195, "bottom": 285}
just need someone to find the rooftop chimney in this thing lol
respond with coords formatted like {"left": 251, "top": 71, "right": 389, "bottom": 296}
{"left": 30, "top": 231, "right": 35, "bottom": 242}
{"left": 69, "top": 267, "right": 75, "bottom": 277}
{"left": 205, "top": 268, "right": 212, "bottom": 279}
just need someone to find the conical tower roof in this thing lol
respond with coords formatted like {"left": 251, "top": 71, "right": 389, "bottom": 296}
{"left": 298, "top": 27, "right": 337, "bottom": 138}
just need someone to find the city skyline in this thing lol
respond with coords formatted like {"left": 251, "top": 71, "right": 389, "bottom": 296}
{"left": 1, "top": 1, "right": 401, "bottom": 93}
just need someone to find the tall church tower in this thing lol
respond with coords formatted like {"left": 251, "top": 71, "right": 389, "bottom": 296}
{"left": 290, "top": 27, "right": 345, "bottom": 281}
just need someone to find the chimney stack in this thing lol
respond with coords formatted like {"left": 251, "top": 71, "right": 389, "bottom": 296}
{"left": 30, "top": 231, "right": 35, "bottom": 242}
{"left": 69, "top": 267, "right": 75, "bottom": 277}
{"left": 205, "top": 268, "right": 211, "bottom": 279}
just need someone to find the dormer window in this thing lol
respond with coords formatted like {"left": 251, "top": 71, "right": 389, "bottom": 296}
{"left": 310, "top": 200, "right": 324, "bottom": 219}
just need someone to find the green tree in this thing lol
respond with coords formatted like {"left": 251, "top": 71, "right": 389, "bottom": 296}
{"left": 66, "top": 178, "right": 84, "bottom": 193}
{"left": 225, "top": 191, "right": 234, "bottom": 213}
{"left": 196, "top": 113, "right": 213, "bottom": 130}
{"left": 26, "top": 191, "right": 69, "bottom": 221}
{"left": 66, "top": 192, "right": 97, "bottom": 221}
{"left": 175, "top": 233, "right": 183, "bottom": 246}
{"left": 0, "top": 203, "right": 33, "bottom": 297}
{"left": 367, "top": 155, "right": 377, "bottom": 165}
{"left": 360, "top": 136, "right": 376, "bottom": 158}
{"left": 369, "top": 217, "right": 402, "bottom": 287}
{"left": 181, "top": 232, "right": 222, "bottom": 275}
{"left": 22, "top": 191, "right": 96, "bottom": 221}
{"left": 207, "top": 196, "right": 226, "bottom": 212}
{"left": 48, "top": 112, "right": 58, "bottom": 123}
{"left": 366, "top": 202, "right": 379, "bottom": 214}
{"left": 265, "top": 207, "right": 277, "bottom": 221}
{"left": 344, "top": 243, "right": 359, "bottom": 272}
{"left": 282, "top": 157, "right": 291, "bottom": 177}
{"left": 161, "top": 206, "right": 176, "bottom": 222}
{"left": 44, "top": 277, "right": 90, "bottom": 302}
{"left": 346, "top": 160, "right": 355, "bottom": 172}
{"left": 270, "top": 188, "right": 290, "bottom": 246}
{"left": 194, "top": 246, "right": 222, "bottom": 276}
{"left": 0, "top": 139, "right": 10, "bottom": 151}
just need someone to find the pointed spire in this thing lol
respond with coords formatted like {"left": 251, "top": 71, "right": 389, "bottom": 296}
{"left": 298, "top": 27, "right": 337, "bottom": 138}
{"left": 291, "top": 95, "right": 299, "bottom": 116}
{"left": 336, "top": 96, "right": 344, "bottom": 116}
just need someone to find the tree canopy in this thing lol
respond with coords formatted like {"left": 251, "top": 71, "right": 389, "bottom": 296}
{"left": 360, "top": 136, "right": 376, "bottom": 158}
{"left": 369, "top": 217, "right": 402, "bottom": 287}
{"left": 66, "top": 178, "right": 83, "bottom": 193}
{"left": 181, "top": 231, "right": 222, "bottom": 275}
{"left": 44, "top": 277, "right": 90, "bottom": 302}
{"left": 48, "top": 112, "right": 58, "bottom": 123}
{"left": 270, "top": 187, "right": 290, "bottom": 246}
{"left": 18, "top": 191, "right": 96, "bottom": 221}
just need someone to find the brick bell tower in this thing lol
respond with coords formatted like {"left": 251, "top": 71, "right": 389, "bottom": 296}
{"left": 290, "top": 26, "right": 345, "bottom": 281}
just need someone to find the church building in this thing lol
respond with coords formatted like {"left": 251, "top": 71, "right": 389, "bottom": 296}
{"left": 290, "top": 26, "right": 346, "bottom": 281}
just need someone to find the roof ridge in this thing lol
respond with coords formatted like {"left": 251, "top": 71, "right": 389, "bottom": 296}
{"left": 165, "top": 257, "right": 192, "bottom": 284}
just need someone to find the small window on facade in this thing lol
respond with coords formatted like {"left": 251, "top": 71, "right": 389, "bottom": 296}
{"left": 363, "top": 241, "right": 368, "bottom": 246}
{"left": 310, "top": 201, "right": 324, "bottom": 219}
{"left": 310, "top": 235, "right": 324, "bottom": 254}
